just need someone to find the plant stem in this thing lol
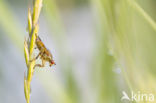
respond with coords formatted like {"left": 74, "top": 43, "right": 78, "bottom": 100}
{"left": 24, "top": 0, "right": 43, "bottom": 103}
{"left": 127, "top": 0, "right": 156, "bottom": 32}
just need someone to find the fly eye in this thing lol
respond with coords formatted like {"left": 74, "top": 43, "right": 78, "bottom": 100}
{"left": 51, "top": 60, "right": 56, "bottom": 65}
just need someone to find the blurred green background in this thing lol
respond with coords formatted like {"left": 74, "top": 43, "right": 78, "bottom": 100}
{"left": 0, "top": 0, "right": 156, "bottom": 103}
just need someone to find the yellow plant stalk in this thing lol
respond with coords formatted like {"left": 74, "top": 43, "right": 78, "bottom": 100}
{"left": 24, "top": 0, "right": 43, "bottom": 103}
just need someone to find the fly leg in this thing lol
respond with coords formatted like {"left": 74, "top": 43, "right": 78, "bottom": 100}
{"left": 29, "top": 52, "right": 43, "bottom": 62}
{"left": 33, "top": 59, "right": 45, "bottom": 70}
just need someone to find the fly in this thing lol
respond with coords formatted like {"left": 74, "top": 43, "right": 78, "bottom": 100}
{"left": 31, "top": 34, "right": 56, "bottom": 69}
